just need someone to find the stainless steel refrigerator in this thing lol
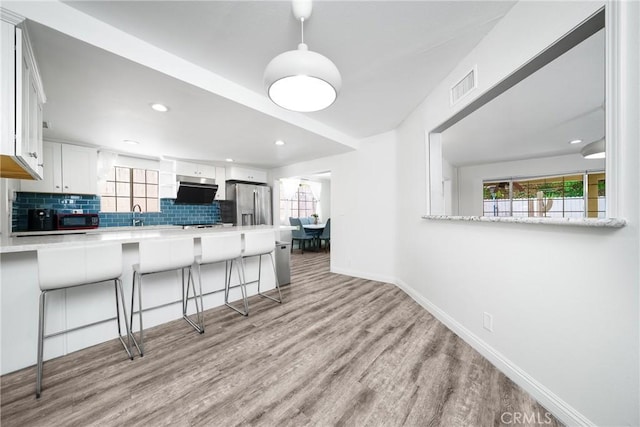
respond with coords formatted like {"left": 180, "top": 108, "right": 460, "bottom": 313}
{"left": 225, "top": 183, "right": 272, "bottom": 225}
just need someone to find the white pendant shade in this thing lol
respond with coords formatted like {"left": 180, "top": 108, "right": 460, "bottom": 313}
{"left": 264, "top": 43, "right": 341, "bottom": 112}
{"left": 581, "top": 138, "right": 606, "bottom": 159}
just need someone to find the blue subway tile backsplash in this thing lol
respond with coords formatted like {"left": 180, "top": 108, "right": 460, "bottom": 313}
{"left": 12, "top": 192, "right": 221, "bottom": 231}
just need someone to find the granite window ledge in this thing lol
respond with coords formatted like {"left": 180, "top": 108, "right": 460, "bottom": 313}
{"left": 421, "top": 215, "right": 627, "bottom": 228}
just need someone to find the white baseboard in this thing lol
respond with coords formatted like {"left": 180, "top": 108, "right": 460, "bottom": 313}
{"left": 330, "top": 266, "right": 397, "bottom": 286}
{"left": 393, "top": 278, "right": 594, "bottom": 427}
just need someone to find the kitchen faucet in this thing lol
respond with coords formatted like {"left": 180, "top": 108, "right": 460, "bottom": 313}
{"left": 132, "top": 204, "right": 143, "bottom": 226}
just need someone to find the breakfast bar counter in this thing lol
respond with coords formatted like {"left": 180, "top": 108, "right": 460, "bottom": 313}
{"left": 1, "top": 224, "right": 291, "bottom": 253}
{"left": 0, "top": 225, "right": 294, "bottom": 375}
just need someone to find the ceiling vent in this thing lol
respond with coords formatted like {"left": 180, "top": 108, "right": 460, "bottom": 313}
{"left": 451, "top": 66, "right": 477, "bottom": 105}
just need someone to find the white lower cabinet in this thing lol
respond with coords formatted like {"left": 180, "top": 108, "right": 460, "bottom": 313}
{"left": 20, "top": 142, "right": 97, "bottom": 194}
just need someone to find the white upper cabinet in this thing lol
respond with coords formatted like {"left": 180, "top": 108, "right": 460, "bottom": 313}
{"left": 0, "top": 21, "right": 13, "bottom": 154}
{"left": 19, "top": 141, "right": 58, "bottom": 193}
{"left": 175, "top": 160, "right": 216, "bottom": 179}
{"left": 158, "top": 159, "right": 177, "bottom": 199}
{"left": 61, "top": 144, "right": 97, "bottom": 194}
{"left": 226, "top": 166, "right": 267, "bottom": 184}
{"left": 20, "top": 142, "right": 97, "bottom": 194}
{"left": 0, "top": 17, "right": 45, "bottom": 180}
{"left": 215, "top": 166, "right": 226, "bottom": 200}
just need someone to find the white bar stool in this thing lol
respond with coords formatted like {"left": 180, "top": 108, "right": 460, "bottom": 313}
{"left": 129, "top": 237, "right": 202, "bottom": 357}
{"left": 36, "top": 243, "right": 133, "bottom": 398}
{"left": 196, "top": 232, "right": 249, "bottom": 316}
{"left": 241, "top": 230, "right": 283, "bottom": 304}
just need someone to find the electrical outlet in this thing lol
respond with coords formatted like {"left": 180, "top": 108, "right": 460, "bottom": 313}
{"left": 483, "top": 312, "right": 493, "bottom": 332}
{"left": 72, "top": 209, "right": 83, "bottom": 214}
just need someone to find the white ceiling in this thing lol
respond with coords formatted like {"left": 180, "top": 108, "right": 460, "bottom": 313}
{"left": 28, "top": 21, "right": 351, "bottom": 168}
{"left": 19, "top": 1, "right": 516, "bottom": 169}
{"left": 442, "top": 29, "right": 605, "bottom": 167}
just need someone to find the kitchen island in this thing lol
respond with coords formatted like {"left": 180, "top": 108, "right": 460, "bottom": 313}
{"left": 0, "top": 225, "right": 293, "bottom": 375}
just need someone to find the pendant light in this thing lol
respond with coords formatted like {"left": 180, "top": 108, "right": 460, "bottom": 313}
{"left": 581, "top": 138, "right": 605, "bottom": 159}
{"left": 264, "top": 0, "right": 341, "bottom": 112}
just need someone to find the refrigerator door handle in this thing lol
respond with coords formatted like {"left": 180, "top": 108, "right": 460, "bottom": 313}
{"left": 253, "top": 190, "right": 258, "bottom": 225}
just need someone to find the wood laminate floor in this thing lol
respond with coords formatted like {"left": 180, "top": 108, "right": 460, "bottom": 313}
{"left": 1, "top": 252, "right": 561, "bottom": 427}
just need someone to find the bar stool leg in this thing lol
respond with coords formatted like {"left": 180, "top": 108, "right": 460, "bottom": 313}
{"left": 225, "top": 259, "right": 249, "bottom": 316}
{"left": 114, "top": 279, "right": 133, "bottom": 359}
{"left": 138, "top": 274, "right": 144, "bottom": 355}
{"left": 269, "top": 253, "right": 283, "bottom": 303}
{"left": 196, "top": 267, "right": 205, "bottom": 329}
{"left": 182, "top": 267, "right": 204, "bottom": 333}
{"left": 236, "top": 257, "right": 249, "bottom": 315}
{"left": 195, "top": 263, "right": 208, "bottom": 331}
{"left": 256, "top": 255, "right": 262, "bottom": 293}
{"left": 181, "top": 269, "right": 187, "bottom": 317}
{"left": 224, "top": 260, "right": 230, "bottom": 304}
{"left": 190, "top": 267, "right": 204, "bottom": 330}
{"left": 36, "top": 291, "right": 46, "bottom": 398}
{"left": 37, "top": 280, "right": 134, "bottom": 398}
{"left": 257, "top": 253, "right": 282, "bottom": 304}
{"left": 129, "top": 271, "right": 143, "bottom": 357}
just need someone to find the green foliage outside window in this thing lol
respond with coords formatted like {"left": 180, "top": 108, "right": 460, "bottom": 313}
{"left": 486, "top": 179, "right": 585, "bottom": 199}
{"left": 598, "top": 180, "right": 606, "bottom": 196}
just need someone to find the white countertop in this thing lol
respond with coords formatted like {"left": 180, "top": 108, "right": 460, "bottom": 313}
{"left": 10, "top": 224, "right": 185, "bottom": 237}
{"left": 422, "top": 215, "right": 627, "bottom": 227}
{"left": 1, "top": 225, "right": 295, "bottom": 254}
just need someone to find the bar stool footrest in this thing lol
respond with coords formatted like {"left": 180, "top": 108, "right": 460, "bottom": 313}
{"left": 224, "top": 302, "right": 249, "bottom": 316}
{"left": 182, "top": 314, "right": 205, "bottom": 334}
{"left": 258, "top": 292, "right": 282, "bottom": 304}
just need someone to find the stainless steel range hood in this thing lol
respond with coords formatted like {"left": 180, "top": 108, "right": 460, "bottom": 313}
{"left": 175, "top": 175, "right": 218, "bottom": 204}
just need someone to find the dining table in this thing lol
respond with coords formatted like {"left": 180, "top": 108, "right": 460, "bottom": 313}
{"left": 302, "top": 223, "right": 325, "bottom": 249}
{"left": 302, "top": 223, "right": 326, "bottom": 231}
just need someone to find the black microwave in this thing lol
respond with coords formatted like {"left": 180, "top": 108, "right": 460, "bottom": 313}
{"left": 55, "top": 213, "right": 99, "bottom": 230}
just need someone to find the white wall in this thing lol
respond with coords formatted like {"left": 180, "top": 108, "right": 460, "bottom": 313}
{"left": 394, "top": 1, "right": 639, "bottom": 426}
{"left": 442, "top": 156, "right": 457, "bottom": 216}
{"left": 270, "top": 130, "right": 397, "bottom": 283}
{"left": 319, "top": 179, "right": 331, "bottom": 223}
{"left": 457, "top": 153, "right": 605, "bottom": 216}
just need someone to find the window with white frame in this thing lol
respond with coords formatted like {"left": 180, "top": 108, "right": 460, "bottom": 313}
{"left": 483, "top": 171, "right": 605, "bottom": 218}
{"left": 100, "top": 166, "right": 160, "bottom": 212}
{"left": 279, "top": 179, "right": 321, "bottom": 223}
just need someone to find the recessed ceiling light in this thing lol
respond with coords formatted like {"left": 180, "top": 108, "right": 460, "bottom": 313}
{"left": 569, "top": 139, "right": 583, "bottom": 144}
{"left": 123, "top": 139, "right": 139, "bottom": 145}
{"left": 275, "top": 140, "right": 285, "bottom": 146}
{"left": 225, "top": 158, "right": 234, "bottom": 162}
{"left": 151, "top": 103, "right": 169, "bottom": 112}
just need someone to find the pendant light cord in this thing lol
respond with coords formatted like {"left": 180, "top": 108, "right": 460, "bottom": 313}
{"left": 300, "top": 17, "right": 305, "bottom": 44}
